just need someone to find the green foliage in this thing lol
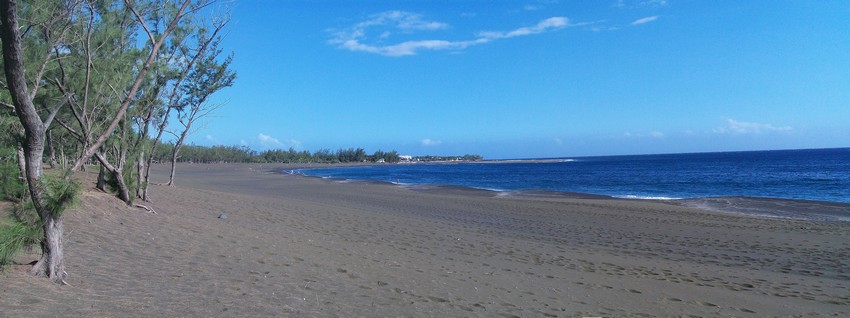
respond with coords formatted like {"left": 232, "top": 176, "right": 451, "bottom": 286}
{"left": 337, "top": 148, "right": 366, "bottom": 163}
{"left": 0, "top": 148, "right": 26, "bottom": 202}
{"left": 122, "top": 165, "right": 138, "bottom": 204}
{"left": 104, "top": 168, "right": 120, "bottom": 194}
{"left": 371, "top": 150, "right": 401, "bottom": 163}
{"left": 39, "top": 172, "right": 81, "bottom": 218}
{"left": 0, "top": 217, "right": 42, "bottom": 267}
{"left": 12, "top": 199, "right": 40, "bottom": 229}
{"left": 152, "top": 142, "right": 482, "bottom": 164}
{"left": 0, "top": 170, "right": 78, "bottom": 268}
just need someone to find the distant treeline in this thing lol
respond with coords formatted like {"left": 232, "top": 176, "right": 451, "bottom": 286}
{"left": 150, "top": 144, "right": 482, "bottom": 164}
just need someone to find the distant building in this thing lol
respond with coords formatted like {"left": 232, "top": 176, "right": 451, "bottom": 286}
{"left": 399, "top": 155, "right": 413, "bottom": 162}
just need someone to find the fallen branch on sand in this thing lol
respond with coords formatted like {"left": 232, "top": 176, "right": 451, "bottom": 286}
{"left": 133, "top": 204, "right": 157, "bottom": 214}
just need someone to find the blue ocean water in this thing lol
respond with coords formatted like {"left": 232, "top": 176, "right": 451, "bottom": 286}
{"left": 296, "top": 148, "right": 850, "bottom": 204}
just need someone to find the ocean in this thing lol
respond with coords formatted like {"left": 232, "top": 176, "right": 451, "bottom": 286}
{"left": 295, "top": 148, "right": 850, "bottom": 221}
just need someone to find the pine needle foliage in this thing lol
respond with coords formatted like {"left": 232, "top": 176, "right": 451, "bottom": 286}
{"left": 40, "top": 172, "right": 81, "bottom": 218}
{"left": 0, "top": 217, "right": 42, "bottom": 267}
{"left": 0, "top": 148, "right": 26, "bottom": 202}
{"left": 0, "top": 172, "right": 80, "bottom": 269}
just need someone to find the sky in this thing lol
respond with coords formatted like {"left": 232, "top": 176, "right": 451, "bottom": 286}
{"left": 189, "top": 0, "right": 850, "bottom": 159}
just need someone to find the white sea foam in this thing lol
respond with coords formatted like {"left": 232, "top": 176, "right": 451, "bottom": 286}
{"left": 616, "top": 195, "right": 681, "bottom": 200}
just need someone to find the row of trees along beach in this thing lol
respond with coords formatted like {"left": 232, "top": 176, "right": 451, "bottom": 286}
{"left": 0, "top": 0, "right": 236, "bottom": 284}
{"left": 0, "top": 0, "right": 484, "bottom": 284}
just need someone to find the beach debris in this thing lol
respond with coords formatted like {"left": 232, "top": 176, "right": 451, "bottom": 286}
{"left": 218, "top": 213, "right": 228, "bottom": 220}
{"left": 134, "top": 204, "right": 157, "bottom": 214}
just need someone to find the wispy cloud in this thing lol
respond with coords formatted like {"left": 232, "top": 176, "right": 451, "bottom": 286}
{"left": 205, "top": 134, "right": 220, "bottom": 144}
{"left": 255, "top": 133, "right": 303, "bottom": 150}
{"left": 631, "top": 15, "right": 659, "bottom": 25}
{"left": 478, "top": 17, "right": 569, "bottom": 39}
{"left": 641, "top": 0, "right": 668, "bottom": 7}
{"left": 523, "top": 0, "right": 560, "bottom": 11}
{"left": 553, "top": 137, "right": 563, "bottom": 145}
{"left": 421, "top": 138, "right": 442, "bottom": 146}
{"left": 524, "top": 4, "right": 543, "bottom": 11}
{"left": 615, "top": 0, "right": 668, "bottom": 9}
{"left": 624, "top": 131, "right": 665, "bottom": 138}
{"left": 257, "top": 133, "right": 283, "bottom": 147}
{"left": 356, "top": 11, "right": 449, "bottom": 32}
{"left": 713, "top": 118, "right": 793, "bottom": 135}
{"left": 330, "top": 12, "right": 571, "bottom": 57}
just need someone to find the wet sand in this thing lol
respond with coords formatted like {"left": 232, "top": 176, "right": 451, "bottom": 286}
{"left": 1, "top": 163, "right": 848, "bottom": 317}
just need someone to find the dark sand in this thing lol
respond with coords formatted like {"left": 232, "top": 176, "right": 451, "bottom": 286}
{"left": 1, "top": 163, "right": 848, "bottom": 317}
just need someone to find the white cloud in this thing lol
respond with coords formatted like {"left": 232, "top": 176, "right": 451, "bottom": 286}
{"left": 484, "top": 17, "right": 569, "bottom": 39}
{"left": 205, "top": 134, "right": 220, "bottom": 144}
{"left": 258, "top": 133, "right": 281, "bottom": 145}
{"left": 256, "top": 133, "right": 302, "bottom": 149}
{"left": 330, "top": 13, "right": 571, "bottom": 57}
{"left": 631, "top": 15, "right": 659, "bottom": 25}
{"left": 713, "top": 118, "right": 793, "bottom": 135}
{"left": 553, "top": 137, "right": 563, "bottom": 145}
{"left": 641, "top": 0, "right": 668, "bottom": 7}
{"left": 624, "top": 131, "right": 665, "bottom": 138}
{"left": 356, "top": 11, "right": 449, "bottom": 32}
{"left": 615, "top": 0, "right": 667, "bottom": 9}
{"left": 284, "top": 139, "right": 303, "bottom": 149}
{"left": 420, "top": 138, "right": 442, "bottom": 146}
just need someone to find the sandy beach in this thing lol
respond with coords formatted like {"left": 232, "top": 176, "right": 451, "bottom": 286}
{"left": 1, "top": 163, "right": 848, "bottom": 317}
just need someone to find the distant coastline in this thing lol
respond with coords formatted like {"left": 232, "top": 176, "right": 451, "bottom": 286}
{"left": 290, "top": 147, "right": 850, "bottom": 222}
{"left": 286, "top": 168, "right": 850, "bottom": 223}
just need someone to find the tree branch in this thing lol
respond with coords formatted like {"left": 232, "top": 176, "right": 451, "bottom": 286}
{"left": 55, "top": 118, "right": 83, "bottom": 141}
{"left": 70, "top": 0, "right": 192, "bottom": 172}
{"left": 41, "top": 96, "right": 69, "bottom": 130}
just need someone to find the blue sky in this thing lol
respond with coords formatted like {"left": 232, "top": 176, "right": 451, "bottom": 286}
{"left": 191, "top": 0, "right": 850, "bottom": 159}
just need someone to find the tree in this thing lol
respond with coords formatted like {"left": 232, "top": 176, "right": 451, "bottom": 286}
{"left": 45, "top": 0, "right": 194, "bottom": 204}
{"left": 1, "top": 0, "right": 214, "bottom": 283}
{"left": 166, "top": 28, "right": 235, "bottom": 186}
{"left": 138, "top": 14, "right": 224, "bottom": 200}
{"left": 0, "top": 0, "right": 75, "bottom": 284}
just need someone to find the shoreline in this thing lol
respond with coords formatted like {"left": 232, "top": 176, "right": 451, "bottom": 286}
{"left": 284, "top": 163, "right": 850, "bottom": 223}
{"left": 4, "top": 162, "right": 847, "bottom": 316}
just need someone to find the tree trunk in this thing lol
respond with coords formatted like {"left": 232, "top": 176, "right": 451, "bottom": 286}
{"left": 28, "top": 214, "right": 65, "bottom": 283}
{"left": 141, "top": 158, "right": 151, "bottom": 201}
{"left": 96, "top": 164, "right": 106, "bottom": 192}
{"left": 47, "top": 129, "right": 57, "bottom": 168}
{"left": 59, "top": 135, "right": 66, "bottom": 169}
{"left": 94, "top": 152, "right": 131, "bottom": 204}
{"left": 168, "top": 148, "right": 178, "bottom": 186}
{"left": 75, "top": 141, "right": 89, "bottom": 172}
{"left": 112, "top": 168, "right": 131, "bottom": 203}
{"left": 1, "top": 0, "right": 66, "bottom": 284}
{"left": 167, "top": 118, "right": 192, "bottom": 186}
{"left": 16, "top": 144, "right": 26, "bottom": 180}
{"left": 136, "top": 149, "right": 145, "bottom": 200}
{"left": 141, "top": 107, "right": 171, "bottom": 198}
